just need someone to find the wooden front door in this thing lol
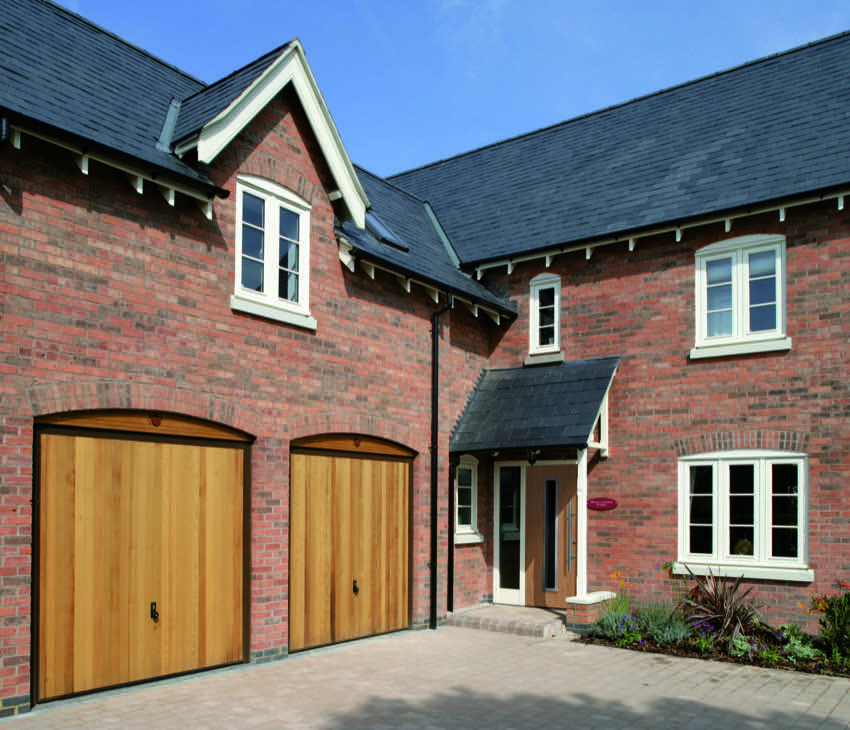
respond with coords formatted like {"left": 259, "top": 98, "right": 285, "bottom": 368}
{"left": 524, "top": 464, "right": 578, "bottom": 608}
{"left": 289, "top": 442, "right": 410, "bottom": 652}
{"left": 38, "top": 429, "right": 245, "bottom": 701}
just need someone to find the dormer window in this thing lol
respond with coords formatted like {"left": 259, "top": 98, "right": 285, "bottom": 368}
{"left": 529, "top": 273, "right": 561, "bottom": 356}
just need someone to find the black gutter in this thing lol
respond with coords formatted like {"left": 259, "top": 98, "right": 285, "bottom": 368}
{"left": 429, "top": 293, "right": 453, "bottom": 630}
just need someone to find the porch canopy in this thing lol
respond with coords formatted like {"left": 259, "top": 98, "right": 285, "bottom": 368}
{"left": 450, "top": 356, "right": 621, "bottom": 455}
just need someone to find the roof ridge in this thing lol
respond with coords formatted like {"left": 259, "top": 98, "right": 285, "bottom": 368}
{"left": 388, "top": 29, "right": 850, "bottom": 181}
{"left": 39, "top": 0, "right": 205, "bottom": 88}
{"left": 180, "top": 41, "right": 295, "bottom": 104}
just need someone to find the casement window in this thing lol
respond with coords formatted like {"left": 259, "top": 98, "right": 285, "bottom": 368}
{"left": 455, "top": 456, "right": 483, "bottom": 544}
{"left": 675, "top": 451, "right": 812, "bottom": 581}
{"left": 230, "top": 176, "right": 316, "bottom": 330}
{"left": 691, "top": 235, "right": 790, "bottom": 358}
{"left": 529, "top": 273, "right": 561, "bottom": 356}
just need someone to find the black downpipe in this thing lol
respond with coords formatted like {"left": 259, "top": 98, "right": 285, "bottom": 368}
{"left": 430, "top": 293, "right": 453, "bottom": 630}
{"left": 447, "top": 455, "right": 459, "bottom": 613}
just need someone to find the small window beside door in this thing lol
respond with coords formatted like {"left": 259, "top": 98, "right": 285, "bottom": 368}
{"left": 455, "top": 456, "right": 483, "bottom": 544}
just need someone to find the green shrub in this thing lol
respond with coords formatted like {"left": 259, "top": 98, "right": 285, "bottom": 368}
{"left": 729, "top": 633, "right": 754, "bottom": 658}
{"left": 779, "top": 623, "right": 823, "bottom": 663}
{"left": 809, "top": 582, "right": 850, "bottom": 660}
{"left": 635, "top": 601, "right": 690, "bottom": 644}
{"left": 677, "top": 567, "right": 762, "bottom": 645}
{"left": 593, "top": 611, "right": 632, "bottom": 641}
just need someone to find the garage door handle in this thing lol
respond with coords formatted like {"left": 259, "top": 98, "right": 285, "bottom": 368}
{"left": 150, "top": 601, "right": 159, "bottom": 621}
{"left": 353, "top": 580, "right": 359, "bottom": 595}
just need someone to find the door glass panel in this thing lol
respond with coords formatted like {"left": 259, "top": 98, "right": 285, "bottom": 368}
{"left": 543, "top": 478, "right": 558, "bottom": 591}
{"left": 499, "top": 466, "right": 522, "bottom": 591}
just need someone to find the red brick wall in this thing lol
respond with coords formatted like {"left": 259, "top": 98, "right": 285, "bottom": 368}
{"left": 0, "top": 91, "right": 492, "bottom": 710}
{"left": 482, "top": 202, "right": 850, "bottom": 629}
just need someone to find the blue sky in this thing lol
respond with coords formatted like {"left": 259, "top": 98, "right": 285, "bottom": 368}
{"left": 59, "top": 0, "right": 850, "bottom": 177}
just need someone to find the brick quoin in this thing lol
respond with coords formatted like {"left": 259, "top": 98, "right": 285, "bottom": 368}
{"left": 0, "top": 90, "right": 495, "bottom": 708}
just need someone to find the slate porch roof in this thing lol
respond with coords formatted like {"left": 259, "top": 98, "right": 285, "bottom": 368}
{"left": 389, "top": 32, "right": 850, "bottom": 266}
{"left": 450, "top": 357, "right": 621, "bottom": 454}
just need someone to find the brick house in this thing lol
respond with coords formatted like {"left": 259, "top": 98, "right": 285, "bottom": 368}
{"left": 1, "top": 0, "right": 848, "bottom": 716}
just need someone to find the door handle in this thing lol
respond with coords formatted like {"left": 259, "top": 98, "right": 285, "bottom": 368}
{"left": 353, "top": 579, "right": 359, "bottom": 595}
{"left": 150, "top": 601, "right": 159, "bottom": 621}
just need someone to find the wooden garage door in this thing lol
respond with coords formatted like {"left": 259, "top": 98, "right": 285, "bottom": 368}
{"left": 37, "top": 427, "right": 246, "bottom": 701}
{"left": 289, "top": 440, "right": 411, "bottom": 652}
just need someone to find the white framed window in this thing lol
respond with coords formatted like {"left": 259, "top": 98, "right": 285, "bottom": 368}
{"left": 691, "top": 234, "right": 790, "bottom": 358}
{"left": 230, "top": 176, "right": 316, "bottom": 330}
{"left": 675, "top": 451, "right": 812, "bottom": 581}
{"left": 455, "top": 456, "right": 483, "bottom": 544}
{"left": 529, "top": 273, "right": 561, "bottom": 356}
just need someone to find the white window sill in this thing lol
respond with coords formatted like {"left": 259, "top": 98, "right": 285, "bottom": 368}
{"left": 689, "top": 336, "right": 791, "bottom": 360}
{"left": 524, "top": 351, "right": 565, "bottom": 366}
{"left": 231, "top": 293, "right": 317, "bottom": 331}
{"left": 673, "top": 560, "right": 813, "bottom": 583}
{"left": 455, "top": 529, "right": 484, "bottom": 545}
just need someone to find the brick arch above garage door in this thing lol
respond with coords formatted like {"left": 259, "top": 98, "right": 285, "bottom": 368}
{"left": 26, "top": 381, "right": 259, "bottom": 437}
{"left": 287, "top": 411, "right": 423, "bottom": 455}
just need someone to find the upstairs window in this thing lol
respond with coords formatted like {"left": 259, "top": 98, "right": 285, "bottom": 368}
{"left": 529, "top": 273, "right": 561, "bottom": 356}
{"left": 231, "top": 176, "right": 315, "bottom": 330}
{"left": 692, "top": 235, "right": 789, "bottom": 358}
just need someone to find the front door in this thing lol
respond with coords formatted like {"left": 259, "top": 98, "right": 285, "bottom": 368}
{"left": 525, "top": 464, "right": 578, "bottom": 607}
{"left": 494, "top": 462, "right": 578, "bottom": 607}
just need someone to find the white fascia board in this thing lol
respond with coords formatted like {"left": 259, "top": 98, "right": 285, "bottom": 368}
{"left": 196, "top": 42, "right": 368, "bottom": 228}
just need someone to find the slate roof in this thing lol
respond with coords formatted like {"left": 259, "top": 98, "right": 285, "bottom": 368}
{"left": 173, "top": 45, "right": 287, "bottom": 145}
{"left": 389, "top": 32, "right": 850, "bottom": 265}
{"left": 0, "top": 0, "right": 217, "bottom": 190}
{"left": 337, "top": 168, "right": 516, "bottom": 316}
{"left": 450, "top": 357, "right": 621, "bottom": 453}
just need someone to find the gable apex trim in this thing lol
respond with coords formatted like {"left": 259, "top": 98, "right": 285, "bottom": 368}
{"left": 187, "top": 41, "right": 367, "bottom": 227}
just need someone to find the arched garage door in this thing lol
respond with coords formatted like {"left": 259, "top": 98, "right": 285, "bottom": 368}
{"left": 289, "top": 435, "right": 413, "bottom": 652}
{"left": 36, "top": 412, "right": 249, "bottom": 701}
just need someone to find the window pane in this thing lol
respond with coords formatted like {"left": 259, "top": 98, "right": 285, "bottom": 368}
{"left": 772, "top": 495, "right": 798, "bottom": 526}
{"left": 690, "top": 526, "right": 713, "bottom": 554}
{"left": 749, "top": 276, "right": 776, "bottom": 306}
{"left": 539, "top": 287, "right": 555, "bottom": 307}
{"left": 729, "top": 495, "right": 753, "bottom": 524}
{"left": 707, "top": 310, "right": 733, "bottom": 337}
{"left": 689, "top": 495, "right": 713, "bottom": 524}
{"left": 707, "top": 283, "right": 733, "bottom": 311}
{"left": 278, "top": 271, "right": 298, "bottom": 302}
{"left": 457, "top": 485, "right": 472, "bottom": 510}
{"left": 241, "top": 258, "right": 263, "bottom": 292}
{"left": 458, "top": 506, "right": 472, "bottom": 526}
{"left": 539, "top": 325, "right": 555, "bottom": 346}
{"left": 690, "top": 465, "right": 713, "bottom": 494}
{"left": 729, "top": 464, "right": 754, "bottom": 493}
{"left": 749, "top": 250, "right": 776, "bottom": 278}
{"left": 280, "top": 240, "right": 299, "bottom": 273}
{"left": 773, "top": 464, "right": 798, "bottom": 495}
{"left": 242, "top": 192, "right": 264, "bottom": 227}
{"left": 543, "top": 479, "right": 558, "bottom": 591}
{"left": 539, "top": 307, "right": 555, "bottom": 328}
{"left": 279, "top": 208, "right": 299, "bottom": 241}
{"left": 772, "top": 527, "right": 798, "bottom": 558}
{"left": 706, "top": 257, "right": 732, "bottom": 286}
{"left": 749, "top": 303, "right": 776, "bottom": 332}
{"left": 457, "top": 467, "right": 472, "bottom": 488}
{"left": 730, "top": 526, "right": 754, "bottom": 555}
{"left": 242, "top": 224, "right": 264, "bottom": 260}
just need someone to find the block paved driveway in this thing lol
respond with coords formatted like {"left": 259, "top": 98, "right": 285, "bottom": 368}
{"left": 9, "top": 627, "right": 850, "bottom": 729}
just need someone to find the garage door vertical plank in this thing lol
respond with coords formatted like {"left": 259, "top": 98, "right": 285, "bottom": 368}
{"left": 38, "top": 434, "right": 76, "bottom": 699}
{"left": 331, "top": 457, "right": 353, "bottom": 643}
{"left": 360, "top": 458, "right": 377, "bottom": 637}
{"left": 305, "top": 455, "right": 333, "bottom": 649}
{"left": 288, "top": 454, "right": 307, "bottom": 652}
{"left": 71, "top": 436, "right": 100, "bottom": 693}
